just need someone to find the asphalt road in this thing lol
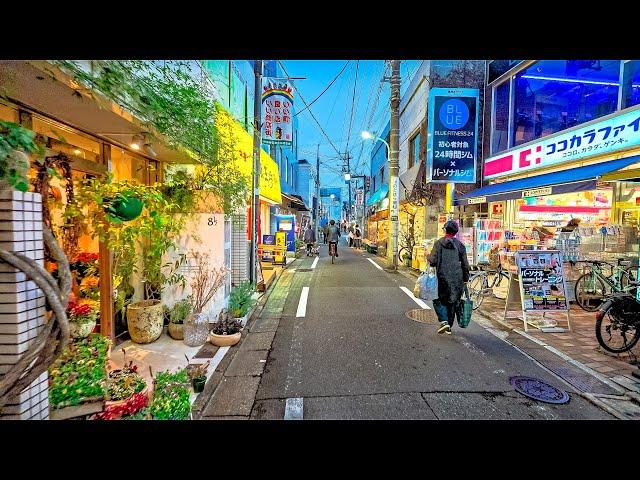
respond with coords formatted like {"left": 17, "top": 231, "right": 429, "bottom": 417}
{"left": 251, "top": 239, "right": 614, "bottom": 420}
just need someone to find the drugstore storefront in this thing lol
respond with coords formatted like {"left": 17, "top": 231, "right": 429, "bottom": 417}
{"left": 457, "top": 106, "right": 640, "bottom": 260}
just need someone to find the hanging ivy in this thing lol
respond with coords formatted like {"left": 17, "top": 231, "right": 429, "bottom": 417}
{"left": 49, "top": 60, "right": 248, "bottom": 214}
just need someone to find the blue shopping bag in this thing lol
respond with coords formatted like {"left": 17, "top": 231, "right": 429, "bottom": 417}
{"left": 418, "top": 267, "right": 438, "bottom": 301}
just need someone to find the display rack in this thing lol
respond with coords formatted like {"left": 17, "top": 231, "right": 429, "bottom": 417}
{"left": 474, "top": 218, "right": 503, "bottom": 264}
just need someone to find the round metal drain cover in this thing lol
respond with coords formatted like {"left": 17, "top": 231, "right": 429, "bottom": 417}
{"left": 295, "top": 268, "right": 313, "bottom": 272}
{"left": 405, "top": 308, "right": 438, "bottom": 324}
{"left": 509, "top": 376, "right": 569, "bottom": 404}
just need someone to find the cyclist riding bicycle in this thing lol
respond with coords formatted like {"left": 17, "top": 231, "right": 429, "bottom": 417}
{"left": 326, "top": 220, "right": 341, "bottom": 257}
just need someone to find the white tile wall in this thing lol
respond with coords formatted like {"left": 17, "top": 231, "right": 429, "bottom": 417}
{"left": 0, "top": 190, "right": 47, "bottom": 421}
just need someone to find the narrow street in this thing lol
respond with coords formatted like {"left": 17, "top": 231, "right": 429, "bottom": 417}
{"left": 240, "top": 240, "right": 613, "bottom": 420}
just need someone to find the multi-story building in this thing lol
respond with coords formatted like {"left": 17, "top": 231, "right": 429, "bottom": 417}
{"left": 457, "top": 60, "right": 640, "bottom": 262}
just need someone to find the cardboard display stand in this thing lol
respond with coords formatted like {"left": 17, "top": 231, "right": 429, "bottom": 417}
{"left": 504, "top": 250, "right": 571, "bottom": 332}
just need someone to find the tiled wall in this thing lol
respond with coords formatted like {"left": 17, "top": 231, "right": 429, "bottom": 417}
{"left": 0, "top": 190, "right": 49, "bottom": 420}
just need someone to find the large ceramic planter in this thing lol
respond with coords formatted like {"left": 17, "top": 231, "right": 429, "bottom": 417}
{"left": 167, "top": 322, "right": 184, "bottom": 340}
{"left": 208, "top": 331, "right": 241, "bottom": 347}
{"left": 127, "top": 300, "right": 163, "bottom": 344}
{"left": 69, "top": 319, "right": 97, "bottom": 339}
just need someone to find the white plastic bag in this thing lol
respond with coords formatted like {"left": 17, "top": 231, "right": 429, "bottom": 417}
{"left": 419, "top": 267, "right": 438, "bottom": 301}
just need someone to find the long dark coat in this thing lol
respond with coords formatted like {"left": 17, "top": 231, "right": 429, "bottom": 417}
{"left": 427, "top": 236, "right": 471, "bottom": 304}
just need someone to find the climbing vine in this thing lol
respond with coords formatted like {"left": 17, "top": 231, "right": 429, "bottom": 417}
{"left": 49, "top": 60, "right": 248, "bottom": 214}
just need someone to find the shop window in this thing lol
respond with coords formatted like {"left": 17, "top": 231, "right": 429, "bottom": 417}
{"left": 492, "top": 81, "right": 510, "bottom": 154}
{"left": 622, "top": 60, "right": 640, "bottom": 109}
{"left": 513, "top": 60, "right": 621, "bottom": 147}
{"left": 0, "top": 103, "right": 18, "bottom": 122}
{"left": 31, "top": 116, "right": 101, "bottom": 162}
{"left": 111, "top": 147, "right": 148, "bottom": 184}
{"left": 409, "top": 131, "right": 420, "bottom": 169}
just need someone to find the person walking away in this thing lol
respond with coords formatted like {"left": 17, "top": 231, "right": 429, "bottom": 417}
{"left": 303, "top": 225, "right": 316, "bottom": 256}
{"left": 326, "top": 220, "right": 341, "bottom": 257}
{"left": 323, "top": 224, "right": 329, "bottom": 244}
{"left": 427, "top": 220, "right": 470, "bottom": 335}
{"left": 354, "top": 224, "right": 362, "bottom": 249}
{"left": 348, "top": 223, "right": 355, "bottom": 247}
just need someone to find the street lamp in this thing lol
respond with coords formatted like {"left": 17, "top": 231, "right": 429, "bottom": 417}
{"left": 344, "top": 173, "right": 351, "bottom": 181}
{"left": 361, "top": 131, "right": 390, "bottom": 157}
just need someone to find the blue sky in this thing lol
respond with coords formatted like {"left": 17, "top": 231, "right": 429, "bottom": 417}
{"left": 281, "top": 60, "right": 420, "bottom": 199}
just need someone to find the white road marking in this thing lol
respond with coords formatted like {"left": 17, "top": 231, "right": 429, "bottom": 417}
{"left": 296, "top": 286, "right": 310, "bottom": 317}
{"left": 284, "top": 397, "right": 304, "bottom": 420}
{"left": 311, "top": 257, "right": 319, "bottom": 269}
{"left": 400, "top": 286, "right": 431, "bottom": 309}
{"left": 367, "top": 257, "right": 383, "bottom": 270}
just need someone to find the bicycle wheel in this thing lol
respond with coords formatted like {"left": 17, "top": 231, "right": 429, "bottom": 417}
{"left": 468, "top": 274, "right": 485, "bottom": 310}
{"left": 574, "top": 274, "right": 606, "bottom": 312}
{"left": 596, "top": 308, "right": 640, "bottom": 353}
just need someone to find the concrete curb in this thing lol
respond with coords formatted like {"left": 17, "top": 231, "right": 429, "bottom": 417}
{"left": 192, "top": 258, "right": 300, "bottom": 419}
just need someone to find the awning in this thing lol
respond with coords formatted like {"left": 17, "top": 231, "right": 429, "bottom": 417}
{"left": 367, "top": 184, "right": 389, "bottom": 206}
{"left": 456, "top": 156, "right": 640, "bottom": 206}
{"left": 281, "top": 192, "right": 309, "bottom": 211}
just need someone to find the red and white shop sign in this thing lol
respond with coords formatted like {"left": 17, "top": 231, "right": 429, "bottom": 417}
{"left": 484, "top": 108, "right": 640, "bottom": 180}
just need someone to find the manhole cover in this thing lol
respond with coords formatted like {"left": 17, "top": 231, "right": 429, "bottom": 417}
{"left": 509, "top": 376, "right": 569, "bottom": 404}
{"left": 405, "top": 308, "right": 438, "bottom": 324}
{"left": 296, "top": 268, "right": 312, "bottom": 272}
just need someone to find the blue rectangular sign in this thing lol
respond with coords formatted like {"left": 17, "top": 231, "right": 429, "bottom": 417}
{"left": 427, "top": 87, "right": 479, "bottom": 184}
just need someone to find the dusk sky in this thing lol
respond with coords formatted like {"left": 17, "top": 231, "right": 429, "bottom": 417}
{"left": 280, "top": 60, "right": 420, "bottom": 195}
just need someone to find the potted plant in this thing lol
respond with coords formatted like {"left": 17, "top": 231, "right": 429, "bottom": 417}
{"left": 209, "top": 309, "right": 243, "bottom": 347}
{"left": 294, "top": 237, "right": 305, "bottom": 258}
{"left": 67, "top": 301, "right": 99, "bottom": 339}
{"left": 184, "top": 251, "right": 228, "bottom": 347}
{"left": 228, "top": 281, "right": 257, "bottom": 324}
{"left": 186, "top": 359, "right": 210, "bottom": 393}
{"left": 168, "top": 298, "right": 191, "bottom": 340}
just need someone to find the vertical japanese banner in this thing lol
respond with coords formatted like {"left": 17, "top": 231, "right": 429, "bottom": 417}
{"left": 262, "top": 78, "right": 294, "bottom": 145}
{"left": 427, "top": 87, "right": 479, "bottom": 183}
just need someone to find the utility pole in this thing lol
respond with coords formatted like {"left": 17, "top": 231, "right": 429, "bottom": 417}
{"left": 250, "top": 60, "right": 263, "bottom": 285}
{"left": 315, "top": 143, "right": 320, "bottom": 241}
{"left": 346, "top": 152, "right": 352, "bottom": 223}
{"left": 387, "top": 60, "right": 401, "bottom": 271}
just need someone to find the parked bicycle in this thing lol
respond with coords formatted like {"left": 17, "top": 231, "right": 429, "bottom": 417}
{"left": 467, "top": 262, "right": 510, "bottom": 310}
{"left": 574, "top": 258, "right": 637, "bottom": 312}
{"left": 595, "top": 285, "right": 640, "bottom": 353}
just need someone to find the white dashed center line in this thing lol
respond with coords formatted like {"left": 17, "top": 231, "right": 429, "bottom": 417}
{"left": 296, "top": 287, "right": 310, "bottom": 317}
{"left": 400, "top": 286, "right": 431, "bottom": 309}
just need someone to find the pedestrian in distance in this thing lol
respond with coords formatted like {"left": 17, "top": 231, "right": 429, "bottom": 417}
{"left": 354, "top": 224, "right": 362, "bottom": 249}
{"left": 348, "top": 223, "right": 355, "bottom": 247}
{"left": 303, "top": 224, "right": 316, "bottom": 256}
{"left": 323, "top": 224, "right": 329, "bottom": 244}
{"left": 427, "top": 220, "right": 470, "bottom": 335}
{"left": 326, "top": 220, "right": 341, "bottom": 257}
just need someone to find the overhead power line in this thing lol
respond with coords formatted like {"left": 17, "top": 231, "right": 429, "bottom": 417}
{"left": 293, "top": 61, "right": 350, "bottom": 118}
{"left": 345, "top": 60, "right": 360, "bottom": 155}
{"left": 278, "top": 60, "right": 342, "bottom": 157}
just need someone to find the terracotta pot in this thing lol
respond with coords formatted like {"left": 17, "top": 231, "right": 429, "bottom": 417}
{"left": 167, "top": 322, "right": 184, "bottom": 340}
{"left": 69, "top": 319, "right": 96, "bottom": 339}
{"left": 126, "top": 300, "right": 163, "bottom": 344}
{"left": 208, "top": 331, "right": 241, "bottom": 347}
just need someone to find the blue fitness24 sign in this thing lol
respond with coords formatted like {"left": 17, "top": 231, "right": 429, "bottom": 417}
{"left": 427, "top": 87, "right": 479, "bottom": 183}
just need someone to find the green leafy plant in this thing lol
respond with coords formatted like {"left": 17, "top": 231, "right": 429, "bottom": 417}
{"left": 0, "top": 121, "right": 43, "bottom": 192}
{"left": 69, "top": 174, "right": 188, "bottom": 301}
{"left": 169, "top": 299, "right": 192, "bottom": 325}
{"left": 228, "top": 282, "right": 256, "bottom": 318}
{"left": 295, "top": 238, "right": 304, "bottom": 250}
{"left": 48, "top": 334, "right": 111, "bottom": 409}
{"left": 148, "top": 368, "right": 191, "bottom": 420}
{"left": 186, "top": 358, "right": 209, "bottom": 381}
